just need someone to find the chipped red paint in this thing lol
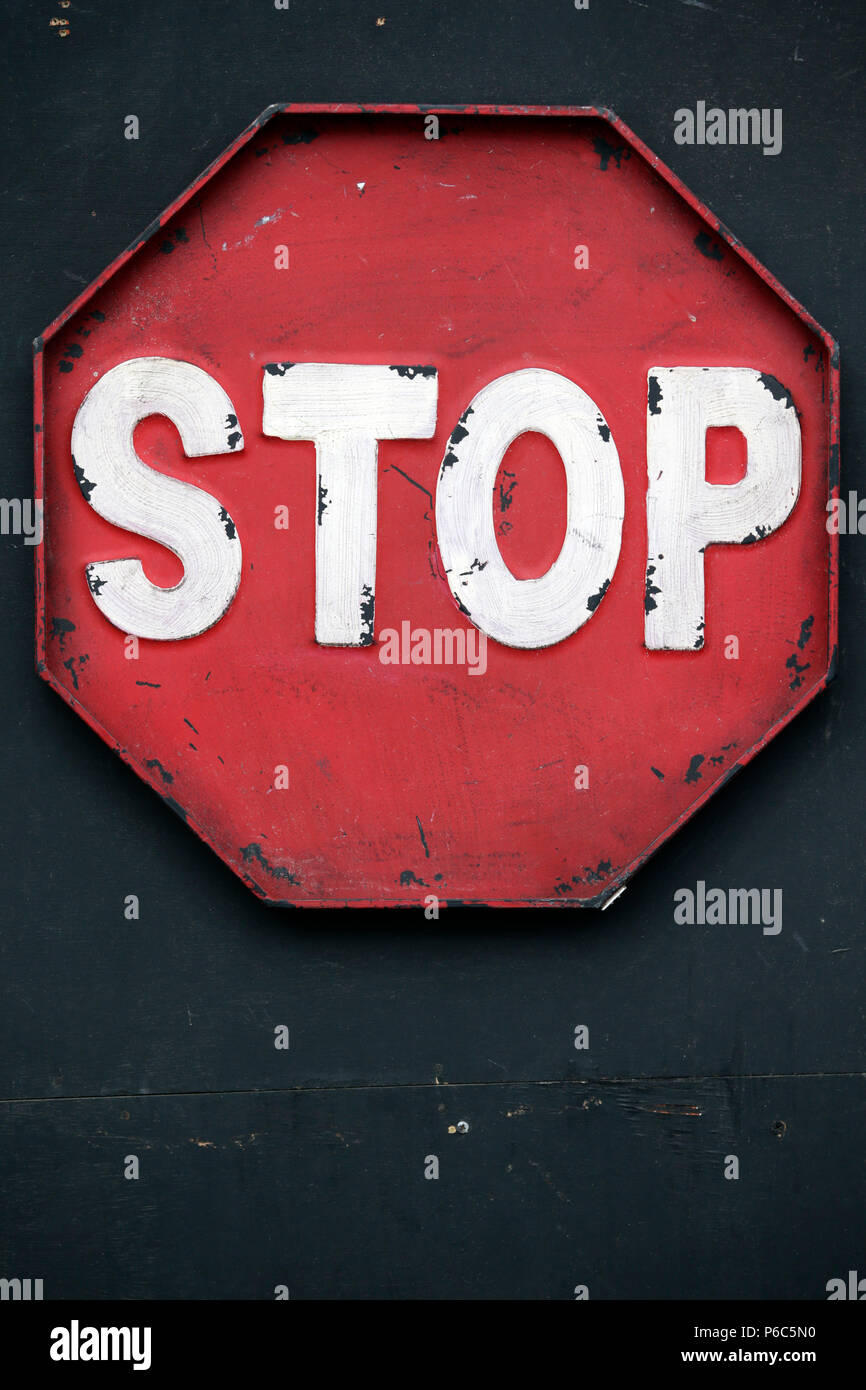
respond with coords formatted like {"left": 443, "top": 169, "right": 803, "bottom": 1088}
{"left": 34, "top": 105, "right": 839, "bottom": 908}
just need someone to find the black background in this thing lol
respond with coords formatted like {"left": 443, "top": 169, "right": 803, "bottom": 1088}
{"left": 1, "top": 0, "right": 863, "bottom": 1299}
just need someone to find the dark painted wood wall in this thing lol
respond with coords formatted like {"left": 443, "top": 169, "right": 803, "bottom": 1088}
{"left": 1, "top": 0, "right": 863, "bottom": 1299}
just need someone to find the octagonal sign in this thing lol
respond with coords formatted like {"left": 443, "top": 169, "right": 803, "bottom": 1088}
{"left": 35, "top": 105, "right": 839, "bottom": 908}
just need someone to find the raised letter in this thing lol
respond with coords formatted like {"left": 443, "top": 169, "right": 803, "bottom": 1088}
{"left": 645, "top": 367, "right": 801, "bottom": 650}
{"left": 262, "top": 363, "right": 438, "bottom": 645}
{"left": 436, "top": 369, "right": 623, "bottom": 647}
{"left": 72, "top": 357, "right": 243, "bottom": 640}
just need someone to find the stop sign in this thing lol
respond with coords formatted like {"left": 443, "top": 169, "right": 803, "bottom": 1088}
{"left": 34, "top": 105, "right": 838, "bottom": 908}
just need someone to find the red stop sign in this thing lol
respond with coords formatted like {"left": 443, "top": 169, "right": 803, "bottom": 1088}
{"left": 35, "top": 105, "right": 838, "bottom": 908}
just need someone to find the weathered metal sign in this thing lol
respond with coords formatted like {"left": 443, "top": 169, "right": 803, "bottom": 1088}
{"left": 35, "top": 105, "right": 838, "bottom": 908}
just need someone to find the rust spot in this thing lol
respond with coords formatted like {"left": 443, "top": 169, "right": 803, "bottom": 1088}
{"left": 644, "top": 1102, "right": 702, "bottom": 1117}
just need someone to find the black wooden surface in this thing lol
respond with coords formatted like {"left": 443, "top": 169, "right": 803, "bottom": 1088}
{"left": 1, "top": 0, "right": 863, "bottom": 1299}
{"left": 4, "top": 1078, "right": 863, "bottom": 1300}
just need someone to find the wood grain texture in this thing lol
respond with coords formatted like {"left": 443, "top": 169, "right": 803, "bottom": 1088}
{"left": 1, "top": 1077, "right": 863, "bottom": 1299}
